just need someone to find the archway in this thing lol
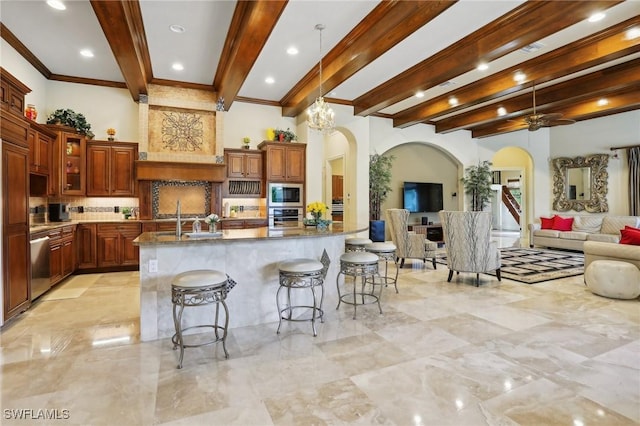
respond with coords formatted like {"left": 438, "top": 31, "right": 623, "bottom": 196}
{"left": 325, "top": 128, "right": 357, "bottom": 225}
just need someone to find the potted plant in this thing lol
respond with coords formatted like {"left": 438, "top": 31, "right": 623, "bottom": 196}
{"left": 273, "top": 128, "right": 297, "bottom": 142}
{"left": 121, "top": 207, "right": 132, "bottom": 219}
{"left": 461, "top": 160, "right": 493, "bottom": 211}
{"left": 46, "top": 108, "right": 95, "bottom": 139}
{"left": 369, "top": 152, "right": 395, "bottom": 242}
{"left": 242, "top": 136, "right": 251, "bottom": 149}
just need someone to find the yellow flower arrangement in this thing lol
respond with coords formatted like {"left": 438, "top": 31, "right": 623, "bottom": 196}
{"left": 107, "top": 128, "right": 116, "bottom": 136}
{"left": 307, "top": 201, "right": 329, "bottom": 220}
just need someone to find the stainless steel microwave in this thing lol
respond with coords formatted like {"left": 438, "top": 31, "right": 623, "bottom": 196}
{"left": 268, "top": 183, "right": 303, "bottom": 207}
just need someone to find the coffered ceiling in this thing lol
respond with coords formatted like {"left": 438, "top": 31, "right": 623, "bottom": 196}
{"left": 2, "top": 0, "right": 639, "bottom": 138}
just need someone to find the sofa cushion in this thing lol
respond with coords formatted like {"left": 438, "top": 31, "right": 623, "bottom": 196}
{"left": 601, "top": 216, "right": 640, "bottom": 236}
{"left": 552, "top": 215, "right": 574, "bottom": 231}
{"left": 540, "top": 217, "right": 554, "bottom": 229}
{"left": 534, "top": 229, "right": 560, "bottom": 238}
{"left": 620, "top": 226, "right": 640, "bottom": 246}
{"left": 572, "top": 216, "right": 603, "bottom": 233}
{"left": 587, "top": 233, "right": 620, "bottom": 243}
{"left": 559, "top": 231, "right": 588, "bottom": 241}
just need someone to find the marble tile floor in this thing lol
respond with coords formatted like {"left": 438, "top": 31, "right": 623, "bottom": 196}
{"left": 1, "top": 262, "right": 639, "bottom": 425}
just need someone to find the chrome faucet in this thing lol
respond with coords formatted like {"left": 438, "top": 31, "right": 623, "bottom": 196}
{"left": 176, "top": 199, "right": 182, "bottom": 237}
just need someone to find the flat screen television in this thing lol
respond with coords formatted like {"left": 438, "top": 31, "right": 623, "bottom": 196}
{"left": 403, "top": 182, "right": 443, "bottom": 213}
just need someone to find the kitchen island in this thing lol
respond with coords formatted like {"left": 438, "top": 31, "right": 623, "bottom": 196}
{"left": 134, "top": 223, "right": 367, "bottom": 341}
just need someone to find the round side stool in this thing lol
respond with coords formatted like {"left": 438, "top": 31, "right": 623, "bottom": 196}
{"left": 336, "top": 251, "right": 382, "bottom": 319}
{"left": 277, "top": 250, "right": 330, "bottom": 336}
{"left": 365, "top": 242, "right": 399, "bottom": 293}
{"left": 345, "top": 237, "right": 372, "bottom": 253}
{"left": 171, "top": 269, "right": 235, "bottom": 369}
{"left": 585, "top": 260, "right": 640, "bottom": 299}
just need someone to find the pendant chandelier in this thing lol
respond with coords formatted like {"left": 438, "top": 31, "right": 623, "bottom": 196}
{"left": 307, "top": 24, "right": 335, "bottom": 133}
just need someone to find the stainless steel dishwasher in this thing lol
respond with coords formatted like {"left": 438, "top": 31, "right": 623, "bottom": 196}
{"left": 30, "top": 236, "right": 51, "bottom": 300}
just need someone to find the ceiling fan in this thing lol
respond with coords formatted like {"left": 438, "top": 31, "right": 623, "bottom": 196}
{"left": 521, "top": 83, "right": 576, "bottom": 131}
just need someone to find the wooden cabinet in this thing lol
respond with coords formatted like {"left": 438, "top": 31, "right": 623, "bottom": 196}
{"left": 225, "top": 149, "right": 263, "bottom": 179}
{"left": 259, "top": 141, "right": 306, "bottom": 182}
{"left": 48, "top": 225, "right": 75, "bottom": 286}
{"left": 220, "top": 218, "right": 268, "bottom": 229}
{"left": 76, "top": 223, "right": 97, "bottom": 270}
{"left": 1, "top": 67, "right": 30, "bottom": 117}
{"left": 87, "top": 141, "right": 137, "bottom": 197}
{"left": 96, "top": 223, "right": 141, "bottom": 268}
{"left": 2, "top": 136, "right": 31, "bottom": 320}
{"left": 27, "top": 124, "right": 55, "bottom": 176}
{"left": 47, "top": 125, "right": 86, "bottom": 196}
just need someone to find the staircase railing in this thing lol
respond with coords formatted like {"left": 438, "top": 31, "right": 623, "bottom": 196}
{"left": 501, "top": 185, "right": 521, "bottom": 225}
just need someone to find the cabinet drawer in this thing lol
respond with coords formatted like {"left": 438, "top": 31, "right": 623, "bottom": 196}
{"left": 97, "top": 223, "right": 140, "bottom": 233}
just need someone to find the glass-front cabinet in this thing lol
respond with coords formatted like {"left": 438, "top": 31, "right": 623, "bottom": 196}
{"left": 47, "top": 125, "right": 86, "bottom": 196}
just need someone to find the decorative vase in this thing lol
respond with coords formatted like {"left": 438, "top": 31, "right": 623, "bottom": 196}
{"left": 316, "top": 221, "right": 328, "bottom": 231}
{"left": 209, "top": 223, "right": 217, "bottom": 233}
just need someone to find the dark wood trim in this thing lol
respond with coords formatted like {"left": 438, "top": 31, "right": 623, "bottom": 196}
{"left": 0, "top": 23, "right": 51, "bottom": 79}
{"left": 354, "top": 1, "right": 623, "bottom": 117}
{"left": 149, "top": 78, "right": 214, "bottom": 92}
{"left": 0, "top": 67, "right": 31, "bottom": 94}
{"left": 214, "top": 1, "right": 287, "bottom": 112}
{"left": 49, "top": 74, "right": 127, "bottom": 89}
{"left": 135, "top": 161, "right": 226, "bottom": 182}
{"left": 234, "top": 96, "right": 282, "bottom": 107}
{"left": 90, "top": 0, "right": 149, "bottom": 101}
{"left": 280, "top": 1, "right": 456, "bottom": 117}
{"left": 395, "top": 15, "right": 640, "bottom": 129}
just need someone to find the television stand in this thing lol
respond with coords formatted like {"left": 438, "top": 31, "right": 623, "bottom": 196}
{"left": 409, "top": 224, "right": 443, "bottom": 244}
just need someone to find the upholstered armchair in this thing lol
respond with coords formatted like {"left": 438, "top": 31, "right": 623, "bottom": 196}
{"left": 438, "top": 210, "right": 501, "bottom": 286}
{"left": 386, "top": 208, "right": 437, "bottom": 269}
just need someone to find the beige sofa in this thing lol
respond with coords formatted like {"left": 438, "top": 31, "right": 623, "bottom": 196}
{"left": 529, "top": 215, "right": 640, "bottom": 251}
{"left": 583, "top": 240, "right": 640, "bottom": 270}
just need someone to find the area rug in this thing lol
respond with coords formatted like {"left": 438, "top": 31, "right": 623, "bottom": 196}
{"left": 436, "top": 247, "right": 584, "bottom": 284}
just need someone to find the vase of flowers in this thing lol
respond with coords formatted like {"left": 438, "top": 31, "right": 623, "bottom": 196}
{"left": 304, "top": 201, "right": 331, "bottom": 230}
{"left": 205, "top": 213, "right": 220, "bottom": 232}
{"left": 107, "top": 128, "right": 116, "bottom": 141}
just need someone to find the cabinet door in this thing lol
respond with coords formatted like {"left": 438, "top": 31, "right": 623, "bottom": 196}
{"left": 97, "top": 226, "right": 120, "bottom": 268}
{"left": 49, "top": 241, "right": 63, "bottom": 285}
{"left": 61, "top": 133, "right": 86, "bottom": 195}
{"left": 120, "top": 231, "right": 140, "bottom": 266}
{"left": 76, "top": 224, "right": 97, "bottom": 269}
{"left": 226, "top": 152, "right": 246, "bottom": 178}
{"left": 221, "top": 220, "right": 244, "bottom": 229}
{"left": 28, "top": 129, "right": 38, "bottom": 172}
{"left": 86, "top": 144, "right": 110, "bottom": 196}
{"left": 245, "top": 153, "right": 263, "bottom": 179}
{"left": 36, "top": 132, "right": 51, "bottom": 175}
{"left": 285, "top": 145, "right": 305, "bottom": 182}
{"left": 8, "top": 87, "right": 24, "bottom": 116}
{"left": 62, "top": 238, "right": 75, "bottom": 277}
{"left": 111, "top": 145, "right": 136, "bottom": 196}
{"left": 265, "top": 145, "right": 287, "bottom": 181}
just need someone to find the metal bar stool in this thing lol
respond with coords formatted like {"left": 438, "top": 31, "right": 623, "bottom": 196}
{"left": 336, "top": 251, "right": 382, "bottom": 319}
{"left": 171, "top": 269, "right": 237, "bottom": 369}
{"left": 277, "top": 250, "right": 330, "bottom": 336}
{"left": 365, "top": 242, "right": 399, "bottom": 293}
{"left": 345, "top": 237, "right": 372, "bottom": 252}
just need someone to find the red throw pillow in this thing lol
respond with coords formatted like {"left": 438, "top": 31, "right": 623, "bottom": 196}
{"left": 552, "top": 215, "right": 574, "bottom": 231}
{"left": 620, "top": 226, "right": 640, "bottom": 245}
{"left": 540, "top": 217, "right": 554, "bottom": 229}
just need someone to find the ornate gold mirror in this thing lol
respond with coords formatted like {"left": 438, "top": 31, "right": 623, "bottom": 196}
{"left": 552, "top": 154, "right": 609, "bottom": 212}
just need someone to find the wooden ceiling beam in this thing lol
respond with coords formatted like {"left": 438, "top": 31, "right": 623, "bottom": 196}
{"left": 395, "top": 16, "right": 640, "bottom": 128}
{"left": 90, "top": 0, "right": 150, "bottom": 101}
{"left": 214, "top": 1, "right": 288, "bottom": 112}
{"left": 435, "top": 59, "right": 640, "bottom": 134}
{"left": 280, "top": 0, "right": 457, "bottom": 118}
{"left": 471, "top": 87, "right": 640, "bottom": 138}
{"left": 354, "top": 1, "right": 623, "bottom": 117}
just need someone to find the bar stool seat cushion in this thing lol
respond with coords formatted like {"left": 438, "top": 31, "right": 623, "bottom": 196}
{"left": 346, "top": 238, "right": 373, "bottom": 246}
{"left": 340, "top": 251, "right": 379, "bottom": 264}
{"left": 173, "top": 269, "right": 228, "bottom": 288}
{"left": 279, "top": 258, "right": 324, "bottom": 273}
{"left": 365, "top": 242, "right": 396, "bottom": 253}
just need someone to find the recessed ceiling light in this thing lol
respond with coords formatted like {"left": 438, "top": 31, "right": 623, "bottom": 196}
{"left": 415, "top": 91, "right": 424, "bottom": 98}
{"left": 448, "top": 96, "right": 458, "bottom": 106}
{"left": 477, "top": 63, "right": 489, "bottom": 71}
{"left": 597, "top": 98, "right": 609, "bottom": 106}
{"left": 626, "top": 27, "right": 640, "bottom": 40}
{"left": 265, "top": 77, "right": 275, "bottom": 84}
{"left": 46, "top": 0, "right": 66, "bottom": 10}
{"left": 513, "top": 71, "right": 526, "bottom": 83}
{"left": 286, "top": 47, "right": 298, "bottom": 55}
{"left": 80, "top": 49, "right": 94, "bottom": 58}
{"left": 172, "top": 62, "right": 184, "bottom": 71}
{"left": 169, "top": 24, "right": 186, "bottom": 34}
{"left": 497, "top": 107, "right": 507, "bottom": 116}
{"left": 588, "top": 12, "right": 606, "bottom": 23}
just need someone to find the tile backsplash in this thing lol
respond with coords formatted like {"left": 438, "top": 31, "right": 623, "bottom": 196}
{"left": 29, "top": 196, "right": 139, "bottom": 224}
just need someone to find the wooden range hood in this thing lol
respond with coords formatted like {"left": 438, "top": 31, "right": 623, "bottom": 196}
{"left": 135, "top": 160, "right": 225, "bottom": 182}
